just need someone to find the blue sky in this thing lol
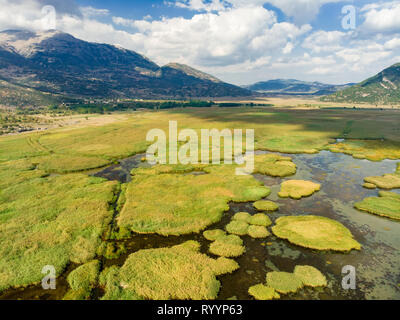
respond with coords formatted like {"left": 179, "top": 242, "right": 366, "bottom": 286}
{"left": 1, "top": 0, "right": 400, "bottom": 85}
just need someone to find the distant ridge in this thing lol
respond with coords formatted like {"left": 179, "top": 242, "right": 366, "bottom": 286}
{"left": 244, "top": 79, "right": 354, "bottom": 96}
{"left": 322, "top": 63, "right": 400, "bottom": 105}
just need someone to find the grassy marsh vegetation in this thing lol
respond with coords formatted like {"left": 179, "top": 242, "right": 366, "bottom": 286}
{"left": 272, "top": 216, "right": 361, "bottom": 252}
{"left": 293, "top": 265, "right": 327, "bottom": 288}
{"left": 100, "top": 241, "right": 239, "bottom": 300}
{"left": 1, "top": 107, "right": 400, "bottom": 298}
{"left": 248, "top": 214, "right": 272, "bottom": 227}
{"left": 118, "top": 164, "right": 270, "bottom": 236}
{"left": 247, "top": 225, "right": 270, "bottom": 238}
{"left": 354, "top": 192, "right": 400, "bottom": 221}
{"left": 266, "top": 272, "right": 304, "bottom": 294}
{"left": 0, "top": 172, "right": 118, "bottom": 291}
{"left": 278, "top": 180, "right": 321, "bottom": 199}
{"left": 363, "top": 163, "right": 400, "bottom": 189}
{"left": 225, "top": 220, "right": 250, "bottom": 236}
{"left": 64, "top": 260, "right": 100, "bottom": 300}
{"left": 253, "top": 154, "right": 297, "bottom": 177}
{"left": 248, "top": 284, "right": 280, "bottom": 300}
{"left": 249, "top": 265, "right": 327, "bottom": 299}
{"left": 203, "top": 229, "right": 226, "bottom": 241}
{"left": 209, "top": 235, "right": 245, "bottom": 257}
{"left": 253, "top": 200, "right": 279, "bottom": 212}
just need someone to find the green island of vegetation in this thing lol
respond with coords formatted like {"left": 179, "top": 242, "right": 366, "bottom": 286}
{"left": 272, "top": 216, "right": 361, "bottom": 252}
{"left": 209, "top": 235, "right": 246, "bottom": 257}
{"left": 117, "top": 164, "right": 270, "bottom": 236}
{"left": 253, "top": 154, "right": 297, "bottom": 177}
{"left": 363, "top": 163, "right": 400, "bottom": 189}
{"left": 250, "top": 265, "right": 327, "bottom": 299}
{"left": 203, "top": 229, "right": 226, "bottom": 241}
{"left": 226, "top": 212, "right": 272, "bottom": 238}
{"left": 278, "top": 180, "right": 321, "bottom": 199}
{"left": 248, "top": 225, "right": 270, "bottom": 238}
{"left": 248, "top": 213, "right": 272, "bottom": 227}
{"left": 99, "top": 241, "right": 239, "bottom": 300}
{"left": 254, "top": 200, "right": 279, "bottom": 212}
{"left": 248, "top": 284, "right": 280, "bottom": 300}
{"left": 355, "top": 191, "right": 400, "bottom": 221}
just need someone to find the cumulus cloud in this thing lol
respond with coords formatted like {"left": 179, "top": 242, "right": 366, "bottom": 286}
{"left": 174, "top": 0, "right": 345, "bottom": 23}
{"left": 303, "top": 30, "right": 347, "bottom": 53}
{"left": 80, "top": 6, "right": 110, "bottom": 18}
{"left": 361, "top": 1, "right": 400, "bottom": 33}
{"left": 112, "top": 6, "right": 311, "bottom": 68}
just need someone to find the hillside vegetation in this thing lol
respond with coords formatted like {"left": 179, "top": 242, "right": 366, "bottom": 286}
{"left": 322, "top": 63, "right": 400, "bottom": 105}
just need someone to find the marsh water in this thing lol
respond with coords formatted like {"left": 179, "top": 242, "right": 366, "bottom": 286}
{"left": 2, "top": 148, "right": 400, "bottom": 300}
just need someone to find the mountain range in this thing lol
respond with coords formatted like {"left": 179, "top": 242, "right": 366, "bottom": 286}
{"left": 0, "top": 29, "right": 399, "bottom": 108}
{"left": 321, "top": 63, "right": 400, "bottom": 105}
{"left": 0, "top": 29, "right": 250, "bottom": 106}
{"left": 244, "top": 79, "right": 355, "bottom": 96}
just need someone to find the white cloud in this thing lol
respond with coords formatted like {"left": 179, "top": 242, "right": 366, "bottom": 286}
{"left": 282, "top": 42, "right": 294, "bottom": 54}
{"left": 174, "top": 0, "right": 228, "bottom": 12}
{"left": 80, "top": 6, "right": 110, "bottom": 18}
{"left": 174, "top": 0, "right": 346, "bottom": 23}
{"left": 385, "top": 37, "right": 400, "bottom": 49}
{"left": 361, "top": 1, "right": 400, "bottom": 33}
{"left": 113, "top": 6, "right": 310, "bottom": 67}
{"left": 262, "top": 0, "right": 344, "bottom": 24}
{"left": 303, "top": 30, "right": 347, "bottom": 53}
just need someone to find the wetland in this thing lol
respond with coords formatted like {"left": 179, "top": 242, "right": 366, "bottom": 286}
{"left": 0, "top": 108, "right": 399, "bottom": 300}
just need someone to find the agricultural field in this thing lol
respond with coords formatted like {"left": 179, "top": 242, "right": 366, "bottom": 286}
{"left": 0, "top": 107, "right": 400, "bottom": 300}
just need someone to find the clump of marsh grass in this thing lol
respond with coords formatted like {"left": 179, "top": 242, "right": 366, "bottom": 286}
{"left": 266, "top": 271, "right": 303, "bottom": 294}
{"left": 355, "top": 192, "right": 400, "bottom": 221}
{"left": 253, "top": 154, "right": 297, "bottom": 177}
{"left": 252, "top": 265, "right": 327, "bottom": 299}
{"left": 272, "top": 215, "right": 361, "bottom": 252}
{"left": 64, "top": 260, "right": 100, "bottom": 300}
{"left": 294, "top": 265, "right": 327, "bottom": 287}
{"left": 379, "top": 191, "right": 400, "bottom": 199}
{"left": 248, "top": 226, "right": 270, "bottom": 239}
{"left": 254, "top": 200, "right": 279, "bottom": 212}
{"left": 203, "top": 229, "right": 226, "bottom": 241}
{"left": 210, "top": 257, "right": 240, "bottom": 275}
{"left": 278, "top": 180, "right": 321, "bottom": 199}
{"left": 248, "top": 284, "right": 280, "bottom": 300}
{"left": 209, "top": 235, "right": 245, "bottom": 258}
{"left": 248, "top": 213, "right": 272, "bottom": 227}
{"left": 100, "top": 241, "right": 238, "bottom": 300}
{"left": 226, "top": 212, "right": 271, "bottom": 238}
{"left": 232, "top": 212, "right": 251, "bottom": 222}
{"left": 363, "top": 164, "right": 400, "bottom": 189}
{"left": 327, "top": 140, "right": 400, "bottom": 162}
{"left": 225, "top": 220, "right": 249, "bottom": 236}
{"left": 363, "top": 183, "right": 377, "bottom": 189}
